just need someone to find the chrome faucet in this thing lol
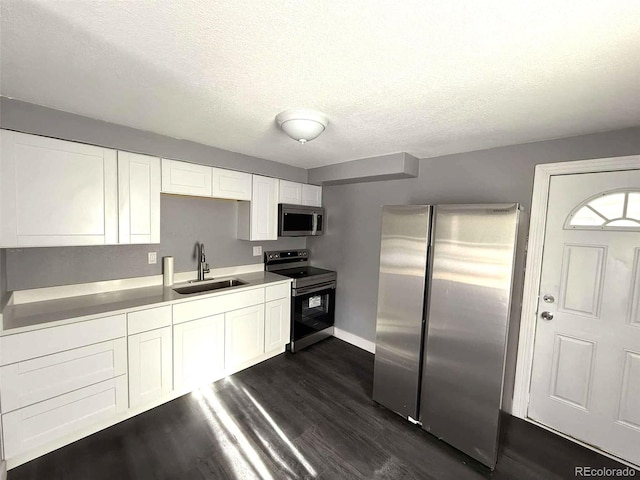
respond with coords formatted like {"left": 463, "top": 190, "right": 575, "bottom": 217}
{"left": 197, "top": 243, "right": 210, "bottom": 281}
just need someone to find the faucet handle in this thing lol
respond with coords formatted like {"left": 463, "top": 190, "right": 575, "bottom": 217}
{"left": 203, "top": 263, "right": 210, "bottom": 274}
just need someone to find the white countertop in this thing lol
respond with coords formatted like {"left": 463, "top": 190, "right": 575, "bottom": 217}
{"left": 1, "top": 271, "right": 291, "bottom": 336}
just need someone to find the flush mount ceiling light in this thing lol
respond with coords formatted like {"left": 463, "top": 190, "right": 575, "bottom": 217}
{"left": 275, "top": 109, "right": 328, "bottom": 144}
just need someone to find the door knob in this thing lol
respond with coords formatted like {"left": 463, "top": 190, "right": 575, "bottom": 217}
{"left": 541, "top": 311, "right": 554, "bottom": 321}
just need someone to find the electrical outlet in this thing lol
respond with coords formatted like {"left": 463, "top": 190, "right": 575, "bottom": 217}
{"left": 253, "top": 246, "right": 262, "bottom": 257}
{"left": 148, "top": 252, "right": 157, "bottom": 264}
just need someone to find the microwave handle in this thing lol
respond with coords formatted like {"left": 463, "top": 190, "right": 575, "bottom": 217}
{"left": 312, "top": 212, "right": 317, "bottom": 235}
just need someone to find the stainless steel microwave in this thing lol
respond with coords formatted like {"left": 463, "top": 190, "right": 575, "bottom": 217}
{"left": 278, "top": 204, "right": 324, "bottom": 236}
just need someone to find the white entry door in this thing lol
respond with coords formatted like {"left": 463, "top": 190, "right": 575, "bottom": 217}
{"left": 528, "top": 169, "right": 640, "bottom": 466}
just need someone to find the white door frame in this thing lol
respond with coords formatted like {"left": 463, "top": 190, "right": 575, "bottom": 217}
{"left": 513, "top": 154, "right": 640, "bottom": 420}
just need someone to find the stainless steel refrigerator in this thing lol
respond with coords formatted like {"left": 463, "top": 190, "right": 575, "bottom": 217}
{"left": 372, "top": 204, "right": 521, "bottom": 469}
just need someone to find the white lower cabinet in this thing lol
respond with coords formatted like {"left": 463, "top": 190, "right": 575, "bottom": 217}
{"left": 173, "top": 314, "right": 225, "bottom": 390}
{"left": 264, "top": 298, "right": 291, "bottom": 353}
{"left": 0, "top": 282, "right": 293, "bottom": 466}
{"left": 128, "top": 327, "right": 172, "bottom": 409}
{"left": 225, "top": 304, "right": 265, "bottom": 370}
{"left": 2, "top": 375, "right": 128, "bottom": 459}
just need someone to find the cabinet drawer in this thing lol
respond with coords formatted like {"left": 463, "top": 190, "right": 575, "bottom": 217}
{"left": 127, "top": 305, "right": 172, "bottom": 335}
{"left": 0, "top": 314, "right": 126, "bottom": 366}
{"left": 173, "top": 287, "right": 265, "bottom": 324}
{"left": 2, "top": 375, "right": 128, "bottom": 459}
{"left": 0, "top": 338, "right": 126, "bottom": 413}
{"left": 265, "top": 282, "right": 290, "bottom": 302}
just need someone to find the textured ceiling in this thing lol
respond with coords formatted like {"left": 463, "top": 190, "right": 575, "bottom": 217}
{"left": 1, "top": 1, "right": 639, "bottom": 169}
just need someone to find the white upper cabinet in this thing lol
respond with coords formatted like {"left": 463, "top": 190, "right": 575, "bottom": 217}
{"left": 279, "top": 180, "right": 302, "bottom": 204}
{"left": 302, "top": 184, "right": 322, "bottom": 207}
{"left": 161, "top": 158, "right": 212, "bottom": 197}
{"left": 118, "top": 152, "right": 161, "bottom": 244}
{"left": 212, "top": 168, "right": 252, "bottom": 200}
{"left": 238, "top": 175, "right": 279, "bottom": 241}
{"left": 279, "top": 181, "right": 322, "bottom": 206}
{"left": 0, "top": 130, "right": 118, "bottom": 247}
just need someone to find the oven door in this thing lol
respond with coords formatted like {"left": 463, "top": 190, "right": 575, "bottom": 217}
{"left": 291, "top": 282, "right": 335, "bottom": 341}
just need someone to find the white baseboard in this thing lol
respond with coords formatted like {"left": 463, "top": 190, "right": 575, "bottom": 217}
{"left": 333, "top": 327, "right": 376, "bottom": 353}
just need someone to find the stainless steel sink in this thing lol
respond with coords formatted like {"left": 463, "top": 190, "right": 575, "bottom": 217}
{"left": 173, "top": 279, "right": 247, "bottom": 295}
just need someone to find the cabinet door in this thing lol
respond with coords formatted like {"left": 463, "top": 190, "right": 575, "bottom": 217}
{"left": 161, "top": 158, "right": 212, "bottom": 197}
{"left": 0, "top": 130, "right": 118, "bottom": 247}
{"left": 265, "top": 298, "right": 291, "bottom": 353}
{"left": 225, "top": 304, "right": 265, "bottom": 370}
{"left": 128, "top": 327, "right": 172, "bottom": 409}
{"left": 247, "top": 175, "right": 279, "bottom": 240}
{"left": 212, "top": 168, "right": 252, "bottom": 200}
{"left": 279, "top": 180, "right": 302, "bottom": 204}
{"left": 118, "top": 151, "right": 161, "bottom": 244}
{"left": 2, "top": 376, "right": 128, "bottom": 459}
{"left": 302, "top": 184, "right": 322, "bottom": 207}
{"left": 173, "top": 315, "right": 225, "bottom": 390}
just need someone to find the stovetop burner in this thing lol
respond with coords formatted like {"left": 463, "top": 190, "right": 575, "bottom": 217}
{"left": 275, "top": 266, "right": 335, "bottom": 279}
{"left": 264, "top": 249, "right": 337, "bottom": 289}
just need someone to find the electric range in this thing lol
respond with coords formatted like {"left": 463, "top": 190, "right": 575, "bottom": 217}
{"left": 264, "top": 249, "right": 336, "bottom": 352}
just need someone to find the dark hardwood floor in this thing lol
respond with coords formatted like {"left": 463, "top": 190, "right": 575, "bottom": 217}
{"left": 8, "top": 338, "right": 617, "bottom": 479}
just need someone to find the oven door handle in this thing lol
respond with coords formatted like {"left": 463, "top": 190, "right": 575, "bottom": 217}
{"left": 292, "top": 282, "right": 335, "bottom": 297}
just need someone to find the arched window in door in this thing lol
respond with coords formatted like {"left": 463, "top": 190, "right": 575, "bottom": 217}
{"left": 565, "top": 190, "right": 640, "bottom": 230}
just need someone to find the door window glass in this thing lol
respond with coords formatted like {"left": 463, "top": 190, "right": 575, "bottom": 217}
{"left": 566, "top": 190, "right": 640, "bottom": 230}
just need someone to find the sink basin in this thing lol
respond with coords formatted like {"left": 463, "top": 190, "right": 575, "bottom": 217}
{"left": 173, "top": 279, "right": 247, "bottom": 295}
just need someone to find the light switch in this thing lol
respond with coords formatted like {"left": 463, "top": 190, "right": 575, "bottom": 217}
{"left": 148, "top": 252, "right": 157, "bottom": 264}
{"left": 253, "top": 246, "right": 262, "bottom": 257}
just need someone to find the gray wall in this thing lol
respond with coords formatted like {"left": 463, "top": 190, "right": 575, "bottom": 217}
{"left": 0, "top": 98, "right": 308, "bottom": 290}
{"left": 0, "top": 97, "right": 307, "bottom": 183}
{"left": 6, "top": 195, "right": 305, "bottom": 290}
{"left": 307, "top": 126, "right": 640, "bottom": 344}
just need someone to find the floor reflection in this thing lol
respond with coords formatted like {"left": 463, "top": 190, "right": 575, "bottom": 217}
{"left": 192, "top": 377, "right": 317, "bottom": 479}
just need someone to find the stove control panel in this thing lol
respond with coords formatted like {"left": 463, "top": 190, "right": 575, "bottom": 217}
{"left": 264, "top": 249, "right": 309, "bottom": 266}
